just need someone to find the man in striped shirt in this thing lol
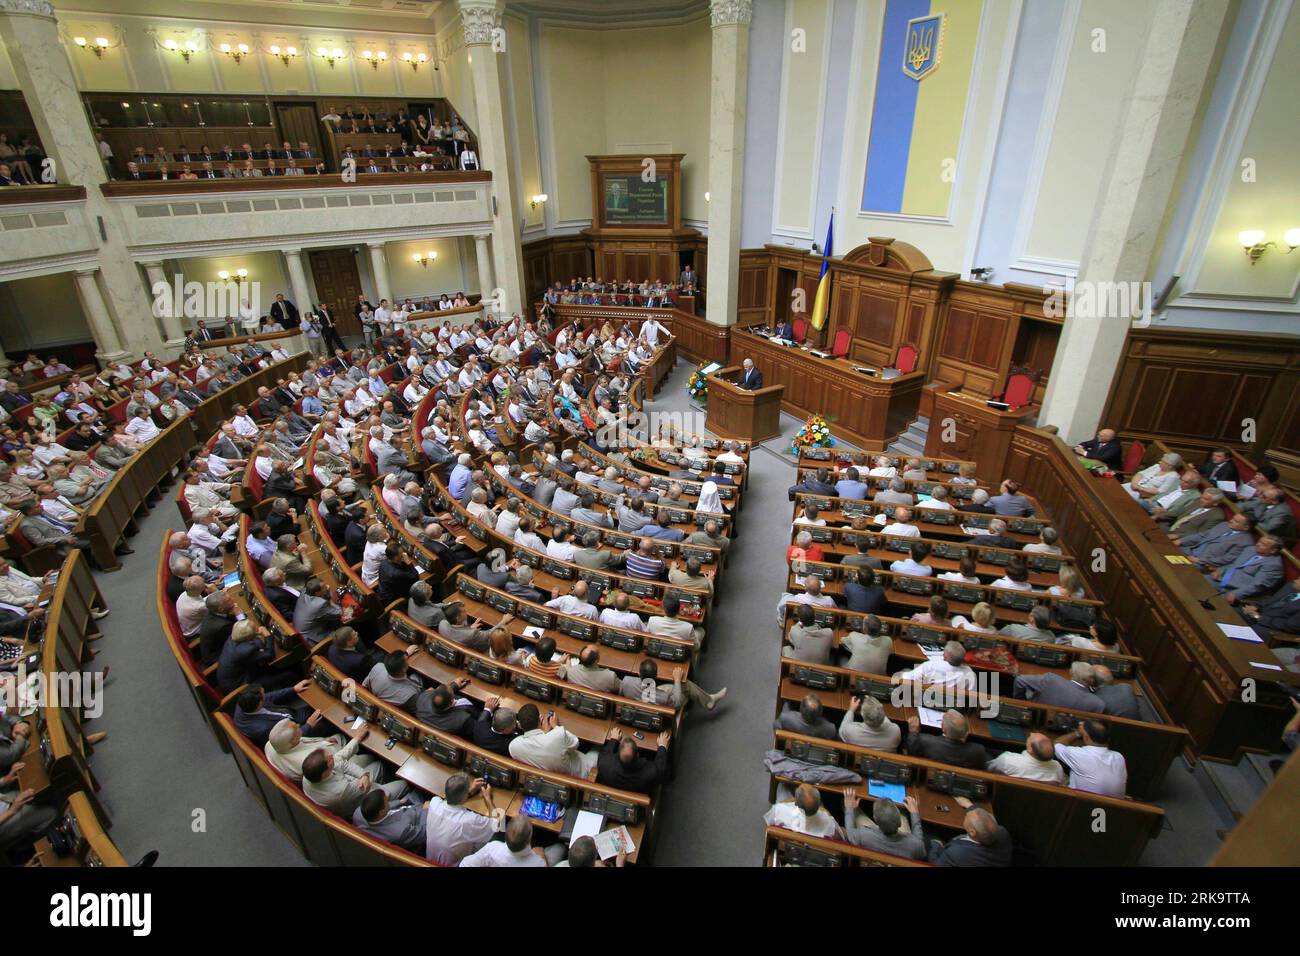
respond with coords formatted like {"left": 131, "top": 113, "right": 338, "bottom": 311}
{"left": 624, "top": 538, "right": 665, "bottom": 580}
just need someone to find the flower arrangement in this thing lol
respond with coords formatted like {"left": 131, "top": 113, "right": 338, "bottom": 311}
{"left": 791, "top": 413, "right": 835, "bottom": 454}
{"left": 687, "top": 366, "right": 709, "bottom": 400}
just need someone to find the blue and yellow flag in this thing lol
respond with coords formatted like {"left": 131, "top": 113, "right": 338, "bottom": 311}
{"left": 810, "top": 211, "right": 834, "bottom": 331}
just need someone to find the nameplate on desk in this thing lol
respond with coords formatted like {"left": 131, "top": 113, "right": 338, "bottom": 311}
{"left": 985, "top": 400, "right": 1011, "bottom": 411}
{"left": 808, "top": 350, "right": 831, "bottom": 359}
{"left": 853, "top": 367, "right": 878, "bottom": 377}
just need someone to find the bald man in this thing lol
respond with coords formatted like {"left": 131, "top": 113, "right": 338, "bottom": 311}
{"left": 985, "top": 732, "right": 1065, "bottom": 784}
{"left": 928, "top": 806, "right": 1013, "bottom": 866}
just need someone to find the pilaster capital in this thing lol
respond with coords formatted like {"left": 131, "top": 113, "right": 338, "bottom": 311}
{"left": 0, "top": 0, "right": 56, "bottom": 20}
{"left": 709, "top": 0, "right": 752, "bottom": 28}
{"left": 458, "top": 0, "right": 503, "bottom": 46}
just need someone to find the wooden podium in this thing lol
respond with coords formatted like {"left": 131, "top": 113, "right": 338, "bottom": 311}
{"left": 706, "top": 366, "right": 784, "bottom": 443}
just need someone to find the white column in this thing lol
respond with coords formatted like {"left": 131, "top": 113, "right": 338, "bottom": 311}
{"left": 458, "top": 0, "right": 526, "bottom": 316}
{"left": 143, "top": 260, "right": 185, "bottom": 346}
{"left": 367, "top": 242, "right": 391, "bottom": 304}
{"left": 284, "top": 248, "right": 315, "bottom": 314}
{"left": 474, "top": 233, "right": 496, "bottom": 316}
{"left": 0, "top": 0, "right": 163, "bottom": 357}
{"left": 1040, "top": 0, "right": 1230, "bottom": 441}
{"left": 72, "top": 268, "right": 128, "bottom": 362}
{"left": 705, "top": 0, "right": 752, "bottom": 328}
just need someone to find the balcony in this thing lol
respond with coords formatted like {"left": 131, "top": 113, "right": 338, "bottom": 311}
{"left": 0, "top": 185, "right": 99, "bottom": 282}
{"left": 98, "top": 170, "right": 494, "bottom": 257}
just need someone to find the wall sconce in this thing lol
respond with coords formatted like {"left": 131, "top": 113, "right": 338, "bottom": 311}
{"left": 316, "top": 46, "right": 345, "bottom": 68}
{"left": 412, "top": 251, "right": 438, "bottom": 268}
{"left": 362, "top": 50, "right": 388, "bottom": 69}
{"left": 704, "top": 191, "right": 711, "bottom": 203}
{"left": 530, "top": 194, "right": 548, "bottom": 210}
{"left": 73, "top": 36, "right": 111, "bottom": 58}
{"left": 217, "top": 268, "right": 250, "bottom": 281}
{"left": 269, "top": 44, "right": 298, "bottom": 66}
{"left": 1239, "top": 228, "right": 1300, "bottom": 265}
{"left": 219, "top": 42, "right": 250, "bottom": 64}
{"left": 402, "top": 51, "right": 428, "bottom": 71}
{"left": 164, "top": 38, "right": 200, "bottom": 62}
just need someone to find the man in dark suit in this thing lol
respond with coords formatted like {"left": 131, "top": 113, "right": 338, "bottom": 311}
{"left": 738, "top": 358, "right": 763, "bottom": 390}
{"left": 1072, "top": 428, "right": 1124, "bottom": 471}
{"left": 1240, "top": 577, "right": 1300, "bottom": 638}
{"left": 376, "top": 542, "right": 420, "bottom": 606}
{"left": 261, "top": 567, "right": 299, "bottom": 620}
{"left": 787, "top": 467, "right": 836, "bottom": 502}
{"left": 595, "top": 728, "right": 669, "bottom": 794}
{"left": 232, "top": 682, "right": 325, "bottom": 749}
{"left": 1198, "top": 448, "right": 1239, "bottom": 486}
{"left": 963, "top": 517, "right": 1020, "bottom": 551}
{"left": 958, "top": 490, "right": 996, "bottom": 515}
{"left": 905, "top": 710, "right": 989, "bottom": 770}
{"left": 928, "top": 808, "right": 1013, "bottom": 866}
{"left": 414, "top": 679, "right": 477, "bottom": 735}
{"left": 1092, "top": 666, "right": 1140, "bottom": 720}
{"left": 470, "top": 703, "right": 517, "bottom": 756}
{"left": 269, "top": 294, "right": 299, "bottom": 329}
{"left": 199, "top": 591, "right": 238, "bottom": 667}
{"left": 773, "top": 317, "right": 795, "bottom": 339}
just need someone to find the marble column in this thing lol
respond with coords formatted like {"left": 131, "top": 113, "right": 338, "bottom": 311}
{"left": 283, "top": 248, "right": 315, "bottom": 315}
{"left": 458, "top": 0, "right": 526, "bottom": 317}
{"left": 1039, "top": 0, "right": 1230, "bottom": 441}
{"left": 0, "top": 0, "right": 163, "bottom": 357}
{"left": 142, "top": 260, "right": 185, "bottom": 346}
{"left": 72, "top": 268, "right": 128, "bottom": 361}
{"left": 367, "top": 242, "right": 391, "bottom": 304}
{"left": 474, "top": 233, "right": 496, "bottom": 317}
{"left": 704, "top": 0, "right": 752, "bottom": 328}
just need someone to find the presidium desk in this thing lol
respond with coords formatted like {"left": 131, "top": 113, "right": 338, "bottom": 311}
{"left": 705, "top": 365, "right": 784, "bottom": 443}
{"left": 729, "top": 329, "right": 927, "bottom": 450}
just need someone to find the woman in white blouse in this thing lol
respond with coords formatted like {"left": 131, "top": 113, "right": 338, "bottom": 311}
{"left": 1048, "top": 564, "right": 1087, "bottom": 599}
{"left": 937, "top": 552, "right": 981, "bottom": 584}
{"left": 991, "top": 560, "right": 1033, "bottom": 591}
{"left": 952, "top": 601, "right": 997, "bottom": 633}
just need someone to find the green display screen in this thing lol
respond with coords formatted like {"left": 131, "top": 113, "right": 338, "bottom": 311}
{"left": 603, "top": 174, "right": 669, "bottom": 225}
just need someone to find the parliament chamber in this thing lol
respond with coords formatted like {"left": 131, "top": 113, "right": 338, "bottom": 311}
{"left": 0, "top": 0, "right": 1294, "bottom": 911}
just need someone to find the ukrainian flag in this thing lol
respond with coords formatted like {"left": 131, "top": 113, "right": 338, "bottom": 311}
{"left": 861, "top": 0, "right": 982, "bottom": 218}
{"left": 810, "top": 211, "right": 833, "bottom": 332}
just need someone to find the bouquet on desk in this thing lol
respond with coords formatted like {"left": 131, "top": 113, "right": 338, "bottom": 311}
{"left": 791, "top": 413, "right": 835, "bottom": 455}
{"left": 686, "top": 366, "right": 709, "bottom": 400}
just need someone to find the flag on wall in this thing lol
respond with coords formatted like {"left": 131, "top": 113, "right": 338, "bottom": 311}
{"left": 810, "top": 211, "right": 834, "bottom": 331}
{"left": 860, "top": 0, "right": 982, "bottom": 218}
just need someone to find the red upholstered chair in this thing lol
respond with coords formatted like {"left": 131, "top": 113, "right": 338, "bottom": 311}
{"left": 1122, "top": 440, "right": 1146, "bottom": 476}
{"left": 792, "top": 318, "right": 808, "bottom": 344}
{"left": 831, "top": 328, "right": 851, "bottom": 358}
{"left": 894, "top": 344, "right": 918, "bottom": 374}
{"left": 1003, "top": 372, "right": 1035, "bottom": 410}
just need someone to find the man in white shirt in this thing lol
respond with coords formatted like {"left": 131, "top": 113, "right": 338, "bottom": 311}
{"left": 763, "top": 783, "right": 843, "bottom": 839}
{"left": 598, "top": 592, "right": 646, "bottom": 632}
{"left": 917, "top": 486, "right": 953, "bottom": 510}
{"left": 1054, "top": 719, "right": 1128, "bottom": 797}
{"left": 361, "top": 524, "right": 388, "bottom": 586}
{"left": 459, "top": 816, "right": 545, "bottom": 867}
{"left": 508, "top": 707, "right": 597, "bottom": 777}
{"left": 985, "top": 732, "right": 1066, "bottom": 784}
{"left": 232, "top": 406, "right": 260, "bottom": 438}
{"left": 545, "top": 581, "right": 597, "bottom": 620}
{"left": 892, "top": 641, "right": 977, "bottom": 691}
{"left": 424, "top": 773, "right": 506, "bottom": 865}
{"left": 880, "top": 506, "right": 920, "bottom": 538}
{"left": 124, "top": 409, "right": 160, "bottom": 443}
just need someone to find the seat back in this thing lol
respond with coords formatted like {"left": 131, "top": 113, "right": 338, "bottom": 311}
{"left": 831, "top": 328, "right": 851, "bottom": 358}
{"left": 895, "top": 344, "right": 918, "bottom": 374}
{"left": 1003, "top": 372, "right": 1035, "bottom": 409}
{"left": 792, "top": 318, "right": 808, "bottom": 344}
{"left": 1122, "top": 440, "right": 1146, "bottom": 475}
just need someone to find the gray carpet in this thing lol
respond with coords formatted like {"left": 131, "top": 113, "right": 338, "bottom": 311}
{"left": 76, "top": 358, "right": 1266, "bottom": 866}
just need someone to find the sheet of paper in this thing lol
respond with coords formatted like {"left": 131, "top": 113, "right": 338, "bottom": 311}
{"left": 920, "top": 647, "right": 946, "bottom": 661}
{"left": 917, "top": 706, "right": 945, "bottom": 728}
{"left": 569, "top": 809, "right": 603, "bottom": 846}
{"left": 522, "top": 625, "right": 545, "bottom": 639}
{"left": 1215, "top": 481, "right": 1238, "bottom": 493}
{"left": 1250, "top": 662, "right": 1282, "bottom": 671}
{"left": 1165, "top": 555, "right": 1192, "bottom": 565}
{"left": 1217, "top": 623, "right": 1264, "bottom": 643}
{"left": 1239, "top": 484, "right": 1257, "bottom": 499}
{"left": 350, "top": 716, "right": 366, "bottom": 730}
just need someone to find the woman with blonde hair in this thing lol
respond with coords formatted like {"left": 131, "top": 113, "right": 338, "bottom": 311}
{"left": 488, "top": 626, "right": 525, "bottom": 665}
{"left": 1050, "top": 564, "right": 1086, "bottom": 599}
{"left": 953, "top": 462, "right": 978, "bottom": 486}
{"left": 953, "top": 601, "right": 996, "bottom": 633}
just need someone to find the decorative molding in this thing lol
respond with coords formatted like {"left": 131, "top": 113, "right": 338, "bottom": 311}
{"left": 0, "top": 0, "right": 55, "bottom": 18}
{"left": 710, "top": 0, "right": 753, "bottom": 28}
{"left": 1005, "top": 0, "right": 1081, "bottom": 280}
{"left": 460, "top": 3, "right": 503, "bottom": 46}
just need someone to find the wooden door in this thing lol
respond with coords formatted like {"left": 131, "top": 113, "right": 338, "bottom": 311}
{"left": 308, "top": 248, "right": 364, "bottom": 336}
{"left": 275, "top": 103, "right": 325, "bottom": 168}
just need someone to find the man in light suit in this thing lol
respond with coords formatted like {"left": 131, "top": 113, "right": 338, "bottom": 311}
{"left": 737, "top": 358, "right": 763, "bottom": 390}
{"left": 1013, "top": 662, "right": 1104, "bottom": 713}
{"left": 265, "top": 716, "right": 356, "bottom": 783}
{"left": 1243, "top": 488, "right": 1298, "bottom": 547}
{"left": 1092, "top": 666, "right": 1140, "bottom": 719}
{"left": 1167, "top": 488, "right": 1228, "bottom": 537}
{"left": 507, "top": 704, "right": 597, "bottom": 777}
{"left": 1179, "top": 513, "right": 1253, "bottom": 568}
{"left": 354, "top": 787, "right": 427, "bottom": 852}
{"left": 292, "top": 579, "right": 346, "bottom": 643}
{"left": 1210, "top": 535, "right": 1284, "bottom": 605}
